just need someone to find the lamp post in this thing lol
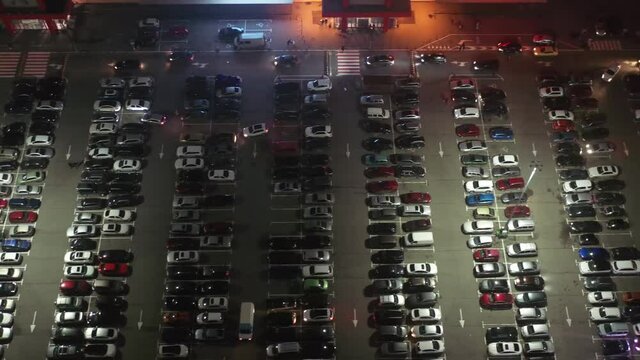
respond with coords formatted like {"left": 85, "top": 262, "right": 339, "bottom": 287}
{"left": 497, "top": 160, "right": 542, "bottom": 239}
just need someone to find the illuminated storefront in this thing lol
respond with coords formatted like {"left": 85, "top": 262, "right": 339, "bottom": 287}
{"left": 0, "top": 0, "right": 73, "bottom": 34}
{"left": 322, "top": 0, "right": 411, "bottom": 33}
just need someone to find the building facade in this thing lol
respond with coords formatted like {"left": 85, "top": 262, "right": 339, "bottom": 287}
{"left": 0, "top": 0, "right": 74, "bottom": 34}
{"left": 322, "top": 0, "right": 411, "bottom": 32}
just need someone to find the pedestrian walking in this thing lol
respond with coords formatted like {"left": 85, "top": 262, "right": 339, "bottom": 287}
{"left": 475, "top": 21, "right": 480, "bottom": 31}
{"left": 340, "top": 45, "right": 345, "bottom": 52}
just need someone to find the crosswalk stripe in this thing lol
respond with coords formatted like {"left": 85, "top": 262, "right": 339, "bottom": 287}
{"left": 336, "top": 50, "right": 361, "bottom": 76}
{"left": 589, "top": 40, "right": 621, "bottom": 51}
{"left": 0, "top": 52, "right": 20, "bottom": 78}
{"left": 22, "top": 52, "right": 50, "bottom": 77}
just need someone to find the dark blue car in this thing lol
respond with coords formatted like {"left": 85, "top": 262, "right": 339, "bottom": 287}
{"left": 8, "top": 198, "right": 41, "bottom": 210}
{"left": 489, "top": 127, "right": 514, "bottom": 140}
{"left": 465, "top": 193, "right": 495, "bottom": 206}
{"left": 578, "top": 247, "right": 610, "bottom": 261}
{"left": 1, "top": 239, "right": 31, "bottom": 252}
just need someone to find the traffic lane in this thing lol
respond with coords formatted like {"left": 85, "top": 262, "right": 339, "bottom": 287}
{"left": 360, "top": 51, "right": 412, "bottom": 77}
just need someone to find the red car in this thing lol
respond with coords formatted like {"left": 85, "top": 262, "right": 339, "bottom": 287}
{"left": 162, "top": 311, "right": 192, "bottom": 326}
{"left": 175, "top": 182, "right": 204, "bottom": 195}
{"left": 60, "top": 280, "right": 92, "bottom": 296}
{"left": 0, "top": 199, "right": 6, "bottom": 209}
{"left": 552, "top": 120, "right": 575, "bottom": 132}
{"left": 504, "top": 205, "right": 531, "bottom": 218}
{"left": 455, "top": 124, "right": 480, "bottom": 137}
{"left": 479, "top": 292, "right": 513, "bottom": 310}
{"left": 167, "top": 25, "right": 189, "bottom": 38}
{"left": 98, "top": 263, "right": 130, "bottom": 277}
{"left": 8, "top": 211, "right": 38, "bottom": 223}
{"left": 400, "top": 192, "right": 432, "bottom": 204}
{"left": 473, "top": 249, "right": 500, "bottom": 262}
{"left": 366, "top": 180, "right": 398, "bottom": 194}
{"left": 204, "top": 222, "right": 233, "bottom": 235}
{"left": 495, "top": 177, "right": 525, "bottom": 191}
{"left": 364, "top": 166, "right": 395, "bottom": 179}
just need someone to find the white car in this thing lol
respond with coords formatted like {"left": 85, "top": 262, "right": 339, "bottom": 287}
{"left": 0, "top": 299, "right": 15, "bottom": 312}
{"left": 302, "top": 308, "right": 334, "bottom": 322}
{"left": 454, "top": 107, "right": 480, "bottom": 119}
{"left": 88, "top": 147, "right": 113, "bottom": 160}
{"left": 379, "top": 294, "right": 405, "bottom": 307}
{"left": 548, "top": 110, "right": 574, "bottom": 121}
{"left": 64, "top": 251, "right": 95, "bottom": 264}
{"left": 458, "top": 140, "right": 487, "bottom": 152}
{"left": 11, "top": 225, "right": 34, "bottom": 237}
{"left": 74, "top": 212, "right": 99, "bottom": 224}
{"left": 589, "top": 307, "right": 622, "bottom": 321}
{"left": 415, "top": 340, "right": 445, "bottom": 355}
{"left": 584, "top": 142, "right": 615, "bottom": 155}
{"left": 208, "top": 169, "right": 235, "bottom": 181}
{"left": 588, "top": 165, "right": 619, "bottom": 179}
{"left": 66, "top": 225, "right": 98, "bottom": 238}
{"left": 520, "top": 324, "right": 549, "bottom": 339}
{"left": 197, "top": 297, "right": 229, "bottom": 310}
{"left": 125, "top": 99, "right": 151, "bottom": 111}
{"left": 562, "top": 180, "right": 592, "bottom": 193}
{"left": 14, "top": 185, "right": 42, "bottom": 195}
{"left": 84, "top": 327, "right": 119, "bottom": 342}
{"left": 405, "top": 263, "right": 437, "bottom": 276}
{"left": 216, "top": 86, "right": 242, "bottom": 98}
{"left": 36, "top": 100, "right": 64, "bottom": 111}
{"left": 89, "top": 123, "right": 117, "bottom": 135}
{"left": 305, "top": 125, "right": 332, "bottom": 138}
{"left": 176, "top": 145, "right": 204, "bottom": 158}
{"left": 158, "top": 344, "right": 189, "bottom": 358}
{"left": 450, "top": 78, "right": 475, "bottom": 90}
{"left": 175, "top": 158, "right": 204, "bottom": 170}
{"left": 55, "top": 311, "right": 84, "bottom": 325}
{"left": 467, "top": 235, "right": 493, "bottom": 248}
{"left": 0, "top": 313, "right": 13, "bottom": 327}
{"left": 304, "top": 192, "right": 334, "bottom": 204}
{"left": 93, "top": 100, "right": 121, "bottom": 112}
{"left": 508, "top": 261, "right": 539, "bottom": 275}
{"left": 273, "top": 182, "right": 301, "bottom": 194}
{"left": 462, "top": 220, "right": 494, "bottom": 234}
{"left": 492, "top": 154, "right": 518, "bottom": 167}
{"left": 0, "top": 173, "right": 12, "bottom": 185}
{"left": 200, "top": 235, "right": 232, "bottom": 248}
{"left": 0, "top": 268, "right": 21, "bottom": 281}
{"left": 307, "top": 76, "right": 332, "bottom": 92}
{"left": 0, "top": 253, "right": 22, "bottom": 265}
{"left": 538, "top": 86, "right": 564, "bottom": 97}
{"left": 26, "top": 135, "right": 54, "bottom": 146}
{"left": 611, "top": 260, "right": 640, "bottom": 275}
{"left": 587, "top": 291, "right": 616, "bottom": 305}
{"left": 487, "top": 342, "right": 522, "bottom": 356}
{"left": 360, "top": 95, "right": 385, "bottom": 106}
{"left": 579, "top": 260, "right": 611, "bottom": 275}
{"left": 104, "top": 210, "right": 134, "bottom": 222}
{"left": 242, "top": 123, "right": 268, "bottom": 137}
{"left": 303, "top": 206, "right": 332, "bottom": 219}
{"left": 101, "top": 223, "right": 132, "bottom": 236}
{"left": 516, "top": 308, "right": 547, "bottom": 322}
{"left": 410, "top": 308, "right": 441, "bottom": 322}
{"left": 128, "top": 76, "right": 154, "bottom": 87}
{"left": 602, "top": 63, "right": 622, "bottom": 82}
{"left": 464, "top": 180, "right": 493, "bottom": 193}
{"left": 113, "top": 159, "right": 142, "bottom": 173}
{"left": 64, "top": 265, "right": 96, "bottom": 279}
{"left": 196, "top": 312, "right": 223, "bottom": 325}
{"left": 410, "top": 325, "right": 443, "bottom": 339}
{"left": 302, "top": 250, "right": 331, "bottom": 262}
{"left": 506, "top": 242, "right": 537, "bottom": 257}
{"left": 179, "top": 132, "right": 207, "bottom": 144}
{"left": 369, "top": 195, "right": 400, "bottom": 207}
{"left": 100, "top": 77, "right": 126, "bottom": 88}
{"left": 301, "top": 265, "right": 333, "bottom": 278}
{"left": 167, "top": 251, "right": 199, "bottom": 264}
{"left": 25, "top": 147, "right": 55, "bottom": 158}
{"left": 394, "top": 109, "right": 420, "bottom": 121}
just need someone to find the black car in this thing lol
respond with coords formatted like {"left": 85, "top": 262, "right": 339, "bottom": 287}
{"left": 50, "top": 327, "right": 84, "bottom": 344}
{"left": 302, "top": 108, "right": 331, "bottom": 121}
{"left": 392, "top": 91, "right": 419, "bottom": 105}
{"left": 107, "top": 195, "right": 142, "bottom": 208}
{"left": 168, "top": 49, "right": 194, "bottom": 63}
{"left": 88, "top": 135, "right": 115, "bottom": 149}
{"left": 451, "top": 89, "right": 477, "bottom": 103}
{"left": 367, "top": 223, "right": 396, "bottom": 235}
{"left": 515, "top": 291, "right": 547, "bottom": 307}
{"left": 513, "top": 276, "right": 544, "bottom": 291}
{"left": 371, "top": 250, "right": 404, "bottom": 264}
{"left": 580, "top": 112, "right": 607, "bottom": 128}
{"left": 274, "top": 82, "right": 300, "bottom": 96}
{"left": 371, "top": 265, "right": 404, "bottom": 278}
{"left": 4, "top": 99, "right": 33, "bottom": 114}
{"left": 77, "top": 198, "right": 106, "bottom": 210}
{"left": 301, "top": 166, "right": 333, "bottom": 178}
{"left": 113, "top": 59, "right": 142, "bottom": 73}
{"left": 478, "top": 279, "right": 510, "bottom": 293}
{"left": 166, "top": 266, "right": 199, "bottom": 280}
{"left": 622, "top": 306, "right": 640, "bottom": 321}
{"left": 594, "top": 192, "right": 625, "bottom": 206}
{"left": 21, "top": 158, "right": 49, "bottom": 170}
{"left": 479, "top": 87, "right": 506, "bottom": 101}
{"left": 95, "top": 295, "right": 128, "bottom": 310}
{"left": 569, "top": 221, "right": 603, "bottom": 234}
{"left": 300, "top": 235, "right": 332, "bottom": 249}
{"left": 32, "top": 109, "right": 60, "bottom": 123}
{"left": 610, "top": 247, "right": 640, "bottom": 261}
{"left": 181, "top": 109, "right": 210, "bottom": 122}
{"left": 365, "top": 54, "right": 395, "bottom": 66}
{"left": 275, "top": 110, "right": 300, "bottom": 122}
{"left": 204, "top": 194, "right": 234, "bottom": 207}
{"left": 471, "top": 59, "right": 499, "bottom": 72}
{"left": 218, "top": 26, "right": 244, "bottom": 41}
{"left": 269, "top": 237, "right": 300, "bottom": 250}
{"left": 29, "top": 121, "right": 56, "bottom": 135}
{"left": 362, "top": 137, "right": 393, "bottom": 152}
{"left": 301, "top": 342, "right": 335, "bottom": 358}
{"left": 3, "top": 122, "right": 26, "bottom": 136}
{"left": 572, "top": 97, "right": 598, "bottom": 110}
{"left": 402, "top": 219, "right": 431, "bottom": 232}
{"left": 111, "top": 173, "right": 142, "bottom": 184}
{"left": 367, "top": 235, "right": 399, "bottom": 249}
{"left": 577, "top": 233, "right": 599, "bottom": 246}
{"left": 86, "top": 310, "right": 126, "bottom": 327}
{"left": 266, "top": 297, "right": 299, "bottom": 310}
{"left": 542, "top": 96, "right": 571, "bottom": 111}
{"left": 394, "top": 121, "right": 421, "bottom": 133}
{"left": 108, "top": 182, "right": 141, "bottom": 195}
{"left": 395, "top": 135, "right": 425, "bottom": 149}
{"left": 491, "top": 166, "right": 521, "bottom": 178}
{"left": 404, "top": 278, "right": 436, "bottom": 293}
{"left": 273, "top": 54, "right": 299, "bottom": 68}
{"left": 555, "top": 142, "right": 581, "bottom": 155}
{"left": 555, "top": 154, "right": 585, "bottom": 167}
{"left": 602, "top": 340, "right": 629, "bottom": 356}
{"left": 600, "top": 206, "right": 626, "bottom": 217}
{"left": 98, "top": 249, "right": 133, "bottom": 263}
{"left": 164, "top": 296, "right": 196, "bottom": 311}
{"left": 265, "top": 327, "right": 298, "bottom": 342}
{"left": 417, "top": 53, "right": 446, "bottom": 63}
{"left": 581, "top": 127, "right": 609, "bottom": 141}
{"left": 303, "top": 138, "right": 330, "bottom": 151}
{"left": 272, "top": 168, "right": 300, "bottom": 180}
{"left": 558, "top": 169, "right": 589, "bottom": 181}
{"left": 302, "top": 177, "right": 331, "bottom": 191}
{"left": 266, "top": 311, "right": 297, "bottom": 326}
{"left": 607, "top": 219, "right": 629, "bottom": 230}
{"left": 372, "top": 279, "right": 403, "bottom": 294}
{"left": 268, "top": 251, "right": 302, "bottom": 264}
{"left": 394, "top": 166, "right": 425, "bottom": 178}
{"left": 161, "top": 328, "right": 192, "bottom": 343}
{"left": 481, "top": 101, "right": 508, "bottom": 116}
{"left": 81, "top": 170, "right": 112, "bottom": 183}
{"left": 485, "top": 326, "right": 518, "bottom": 343}
{"left": 595, "top": 179, "right": 625, "bottom": 191}
{"left": 0, "top": 282, "right": 18, "bottom": 296}
{"left": 373, "top": 309, "right": 406, "bottom": 325}
{"left": 166, "top": 281, "right": 197, "bottom": 295}
{"left": 198, "top": 281, "right": 229, "bottom": 295}
{"left": 360, "top": 120, "right": 391, "bottom": 134}
{"left": 501, "top": 192, "right": 528, "bottom": 204}
{"left": 583, "top": 276, "right": 616, "bottom": 291}
{"left": 178, "top": 170, "right": 206, "bottom": 182}
{"left": 127, "top": 87, "right": 153, "bottom": 100}
{"left": 69, "top": 238, "right": 97, "bottom": 251}
{"left": 302, "top": 154, "right": 330, "bottom": 166}
{"left": 497, "top": 41, "right": 522, "bottom": 53}
{"left": 166, "top": 238, "right": 199, "bottom": 251}
{"left": 566, "top": 205, "right": 596, "bottom": 218}
{"left": 300, "top": 293, "right": 330, "bottom": 308}
{"left": 77, "top": 182, "right": 108, "bottom": 196}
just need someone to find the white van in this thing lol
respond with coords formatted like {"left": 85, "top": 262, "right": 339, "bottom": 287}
{"left": 506, "top": 219, "right": 535, "bottom": 232}
{"left": 234, "top": 32, "right": 267, "bottom": 49}
{"left": 366, "top": 107, "right": 390, "bottom": 120}
{"left": 403, "top": 232, "right": 434, "bottom": 247}
{"left": 597, "top": 322, "right": 629, "bottom": 337}
{"left": 238, "top": 302, "right": 255, "bottom": 341}
{"left": 304, "top": 94, "right": 328, "bottom": 105}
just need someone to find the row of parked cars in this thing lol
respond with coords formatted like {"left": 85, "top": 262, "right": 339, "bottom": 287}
{"left": 265, "top": 77, "right": 336, "bottom": 359}
{"left": 538, "top": 68, "right": 640, "bottom": 358}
